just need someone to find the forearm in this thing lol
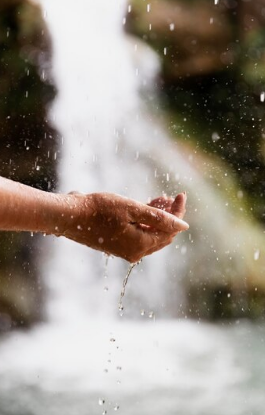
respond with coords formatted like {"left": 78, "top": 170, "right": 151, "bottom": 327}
{"left": 0, "top": 176, "right": 65, "bottom": 234}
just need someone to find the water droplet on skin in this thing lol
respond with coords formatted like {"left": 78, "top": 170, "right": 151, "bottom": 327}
{"left": 110, "top": 338, "right": 116, "bottom": 342}
{"left": 98, "top": 399, "right": 105, "bottom": 406}
{"left": 98, "top": 237, "right": 104, "bottom": 244}
{"left": 169, "top": 23, "right": 175, "bottom": 31}
{"left": 114, "top": 406, "right": 120, "bottom": 411}
{"left": 260, "top": 92, "right": 265, "bottom": 102}
{"left": 254, "top": 250, "right": 260, "bottom": 261}
{"left": 164, "top": 47, "right": 167, "bottom": 55}
{"left": 147, "top": 3, "right": 151, "bottom": 12}
{"left": 77, "top": 225, "right": 82, "bottom": 230}
{"left": 102, "top": 411, "right": 107, "bottom": 415}
{"left": 30, "top": 232, "right": 34, "bottom": 237}
{"left": 104, "top": 286, "right": 109, "bottom": 292}
{"left": 116, "top": 366, "right": 122, "bottom": 371}
{"left": 148, "top": 311, "right": 154, "bottom": 319}
{"left": 214, "top": 0, "right": 219, "bottom": 4}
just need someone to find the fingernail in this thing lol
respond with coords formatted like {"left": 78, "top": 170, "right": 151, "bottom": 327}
{"left": 173, "top": 219, "right": 189, "bottom": 231}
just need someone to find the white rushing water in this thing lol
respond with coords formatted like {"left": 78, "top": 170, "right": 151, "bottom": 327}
{"left": 0, "top": 1, "right": 265, "bottom": 414}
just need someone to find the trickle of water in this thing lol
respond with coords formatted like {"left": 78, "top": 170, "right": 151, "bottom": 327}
{"left": 118, "top": 261, "right": 141, "bottom": 312}
{"left": 102, "top": 253, "right": 110, "bottom": 280}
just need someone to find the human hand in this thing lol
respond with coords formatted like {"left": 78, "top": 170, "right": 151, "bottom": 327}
{"left": 58, "top": 192, "right": 188, "bottom": 263}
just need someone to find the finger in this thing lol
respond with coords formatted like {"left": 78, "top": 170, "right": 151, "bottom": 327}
{"left": 148, "top": 196, "right": 174, "bottom": 212}
{"left": 130, "top": 203, "right": 189, "bottom": 233}
{"left": 171, "top": 192, "right": 187, "bottom": 219}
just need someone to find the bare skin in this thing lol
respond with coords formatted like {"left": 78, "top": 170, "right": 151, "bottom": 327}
{"left": 0, "top": 177, "right": 188, "bottom": 263}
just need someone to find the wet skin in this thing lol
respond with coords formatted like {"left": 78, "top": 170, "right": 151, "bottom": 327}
{"left": 0, "top": 177, "right": 188, "bottom": 263}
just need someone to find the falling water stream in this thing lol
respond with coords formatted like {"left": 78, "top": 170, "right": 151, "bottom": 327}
{"left": 0, "top": 1, "right": 265, "bottom": 414}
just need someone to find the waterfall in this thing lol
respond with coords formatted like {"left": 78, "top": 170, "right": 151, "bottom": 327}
{"left": 39, "top": 0, "right": 192, "bottom": 322}
{"left": 0, "top": 1, "right": 265, "bottom": 414}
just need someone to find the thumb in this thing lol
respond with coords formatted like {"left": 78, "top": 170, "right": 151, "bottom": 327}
{"left": 171, "top": 192, "right": 187, "bottom": 219}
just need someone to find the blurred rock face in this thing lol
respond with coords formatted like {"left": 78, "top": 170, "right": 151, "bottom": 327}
{"left": 126, "top": 0, "right": 265, "bottom": 222}
{"left": 0, "top": 0, "right": 57, "bottom": 330}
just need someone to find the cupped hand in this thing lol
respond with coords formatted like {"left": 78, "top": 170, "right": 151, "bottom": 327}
{"left": 58, "top": 192, "right": 188, "bottom": 263}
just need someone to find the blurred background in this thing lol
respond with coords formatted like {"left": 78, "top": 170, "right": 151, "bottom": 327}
{"left": 0, "top": 0, "right": 265, "bottom": 414}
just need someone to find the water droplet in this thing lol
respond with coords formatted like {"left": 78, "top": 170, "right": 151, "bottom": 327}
{"left": 140, "top": 309, "right": 145, "bottom": 316}
{"left": 212, "top": 132, "right": 220, "bottom": 142}
{"left": 214, "top": 0, "right": 219, "bottom": 4}
{"left": 148, "top": 311, "right": 154, "bottom": 319}
{"left": 164, "top": 47, "right": 167, "bottom": 55}
{"left": 147, "top": 3, "right": 151, "bottom": 12}
{"left": 110, "top": 338, "right": 116, "bottom": 342}
{"left": 98, "top": 398, "right": 105, "bottom": 406}
{"left": 181, "top": 245, "right": 187, "bottom": 255}
{"left": 30, "top": 232, "right": 34, "bottom": 237}
{"left": 98, "top": 237, "right": 104, "bottom": 244}
{"left": 114, "top": 405, "right": 120, "bottom": 411}
{"left": 77, "top": 225, "right": 82, "bottom": 230}
{"left": 254, "top": 249, "right": 260, "bottom": 261}
{"left": 169, "top": 23, "right": 175, "bottom": 31}
{"left": 104, "top": 286, "right": 109, "bottom": 292}
{"left": 210, "top": 17, "right": 213, "bottom": 24}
